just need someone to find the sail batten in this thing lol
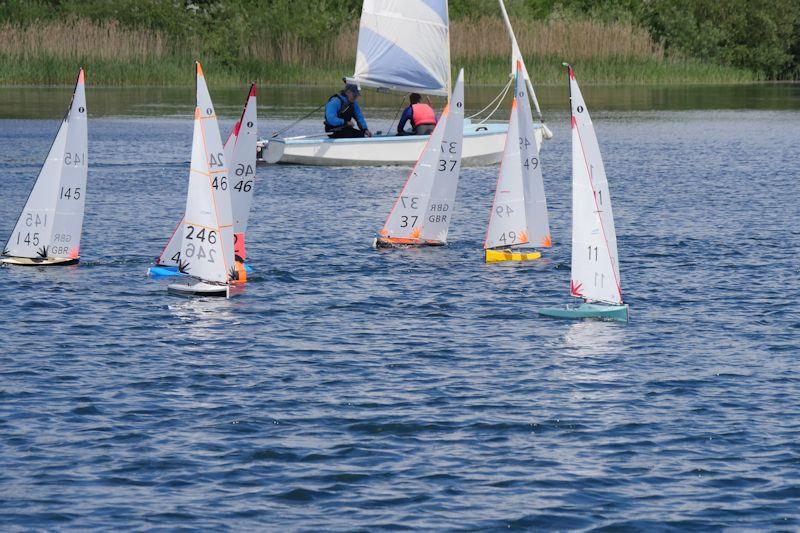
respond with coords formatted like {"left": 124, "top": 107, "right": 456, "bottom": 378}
{"left": 351, "top": 0, "right": 450, "bottom": 96}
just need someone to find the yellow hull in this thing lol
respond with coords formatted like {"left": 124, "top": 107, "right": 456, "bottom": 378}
{"left": 484, "top": 249, "right": 542, "bottom": 263}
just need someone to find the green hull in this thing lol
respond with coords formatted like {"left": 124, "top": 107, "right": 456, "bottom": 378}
{"left": 538, "top": 302, "right": 629, "bottom": 322}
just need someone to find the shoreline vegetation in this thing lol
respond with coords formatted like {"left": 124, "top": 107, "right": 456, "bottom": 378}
{"left": 0, "top": 0, "right": 797, "bottom": 87}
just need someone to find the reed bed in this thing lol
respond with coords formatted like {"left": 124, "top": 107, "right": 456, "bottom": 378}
{"left": 0, "top": 17, "right": 755, "bottom": 86}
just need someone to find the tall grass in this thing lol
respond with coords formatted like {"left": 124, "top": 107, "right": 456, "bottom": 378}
{"left": 0, "top": 17, "right": 757, "bottom": 86}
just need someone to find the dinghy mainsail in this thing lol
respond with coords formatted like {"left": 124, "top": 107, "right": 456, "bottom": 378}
{"left": 538, "top": 65, "right": 627, "bottom": 321}
{"left": 347, "top": 0, "right": 450, "bottom": 96}
{"left": 3, "top": 68, "right": 87, "bottom": 265}
{"left": 484, "top": 62, "right": 550, "bottom": 261}
{"left": 156, "top": 83, "right": 256, "bottom": 270}
{"left": 376, "top": 69, "right": 465, "bottom": 246}
{"left": 167, "top": 62, "right": 235, "bottom": 295}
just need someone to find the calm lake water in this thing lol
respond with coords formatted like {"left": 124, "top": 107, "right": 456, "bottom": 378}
{"left": 1, "top": 84, "right": 799, "bottom": 530}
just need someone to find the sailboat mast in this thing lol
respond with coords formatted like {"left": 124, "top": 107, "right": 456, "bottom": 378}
{"left": 497, "top": 0, "right": 543, "bottom": 121}
{"left": 445, "top": 0, "right": 452, "bottom": 102}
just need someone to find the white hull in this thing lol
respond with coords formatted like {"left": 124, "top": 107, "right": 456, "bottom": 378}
{"left": 167, "top": 280, "right": 231, "bottom": 298}
{"left": 258, "top": 122, "right": 544, "bottom": 167}
{"left": 1, "top": 256, "right": 78, "bottom": 266}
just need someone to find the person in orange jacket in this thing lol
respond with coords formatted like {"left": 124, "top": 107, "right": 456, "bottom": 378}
{"left": 397, "top": 93, "right": 437, "bottom": 136}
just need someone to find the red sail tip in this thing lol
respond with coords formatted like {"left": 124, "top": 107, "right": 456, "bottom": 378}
{"left": 249, "top": 84, "right": 257, "bottom": 97}
{"left": 516, "top": 59, "right": 523, "bottom": 73}
{"left": 77, "top": 68, "right": 85, "bottom": 85}
{"left": 571, "top": 115, "right": 577, "bottom": 128}
{"left": 569, "top": 67, "right": 575, "bottom": 80}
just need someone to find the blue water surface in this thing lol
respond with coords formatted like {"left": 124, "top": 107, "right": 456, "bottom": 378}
{"left": 1, "top": 101, "right": 799, "bottom": 530}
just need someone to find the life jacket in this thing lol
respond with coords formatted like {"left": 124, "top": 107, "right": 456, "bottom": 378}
{"left": 411, "top": 103, "right": 436, "bottom": 127}
{"left": 324, "top": 93, "right": 355, "bottom": 131}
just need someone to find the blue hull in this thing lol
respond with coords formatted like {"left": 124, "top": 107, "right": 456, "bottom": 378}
{"left": 148, "top": 264, "right": 253, "bottom": 279}
{"left": 538, "top": 302, "right": 629, "bottom": 322}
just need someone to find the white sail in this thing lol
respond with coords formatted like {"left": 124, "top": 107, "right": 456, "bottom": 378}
{"left": 4, "top": 69, "right": 87, "bottom": 260}
{"left": 484, "top": 91, "right": 529, "bottom": 249}
{"left": 224, "top": 84, "right": 257, "bottom": 261}
{"left": 348, "top": 0, "right": 450, "bottom": 96}
{"left": 568, "top": 66, "right": 622, "bottom": 305}
{"left": 176, "top": 63, "right": 235, "bottom": 284}
{"left": 157, "top": 83, "right": 256, "bottom": 267}
{"left": 515, "top": 62, "right": 551, "bottom": 249}
{"left": 380, "top": 70, "right": 464, "bottom": 244}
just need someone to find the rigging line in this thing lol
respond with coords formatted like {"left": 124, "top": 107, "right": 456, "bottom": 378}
{"left": 475, "top": 79, "right": 514, "bottom": 125}
{"left": 386, "top": 95, "right": 407, "bottom": 136}
{"left": 270, "top": 102, "right": 326, "bottom": 138}
{"left": 467, "top": 77, "right": 513, "bottom": 121}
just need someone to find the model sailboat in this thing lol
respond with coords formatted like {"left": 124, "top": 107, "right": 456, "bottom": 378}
{"left": 538, "top": 65, "right": 628, "bottom": 322}
{"left": 374, "top": 70, "right": 465, "bottom": 248}
{"left": 151, "top": 82, "right": 256, "bottom": 280}
{"left": 484, "top": 61, "right": 551, "bottom": 263}
{"left": 2, "top": 68, "right": 88, "bottom": 267}
{"left": 166, "top": 62, "right": 237, "bottom": 298}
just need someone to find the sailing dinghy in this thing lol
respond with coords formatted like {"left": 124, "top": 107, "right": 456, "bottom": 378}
{"left": 484, "top": 61, "right": 551, "bottom": 263}
{"left": 2, "top": 68, "right": 88, "bottom": 267}
{"left": 257, "top": 0, "right": 548, "bottom": 167}
{"left": 150, "top": 82, "right": 257, "bottom": 281}
{"left": 374, "top": 70, "right": 465, "bottom": 248}
{"left": 166, "top": 63, "right": 238, "bottom": 298}
{"left": 538, "top": 65, "right": 628, "bottom": 322}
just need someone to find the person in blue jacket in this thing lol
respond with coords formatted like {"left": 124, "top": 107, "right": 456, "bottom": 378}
{"left": 324, "top": 83, "right": 372, "bottom": 138}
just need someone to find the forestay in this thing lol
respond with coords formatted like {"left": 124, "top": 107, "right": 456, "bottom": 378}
{"left": 4, "top": 69, "right": 87, "bottom": 260}
{"left": 380, "top": 70, "right": 465, "bottom": 244}
{"left": 348, "top": 0, "right": 451, "bottom": 96}
{"left": 176, "top": 63, "right": 235, "bottom": 284}
{"left": 568, "top": 66, "right": 623, "bottom": 305}
{"left": 224, "top": 84, "right": 257, "bottom": 260}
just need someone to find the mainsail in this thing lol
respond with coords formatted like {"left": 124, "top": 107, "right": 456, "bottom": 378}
{"left": 224, "top": 84, "right": 257, "bottom": 261}
{"left": 158, "top": 83, "right": 255, "bottom": 267}
{"left": 485, "top": 63, "right": 550, "bottom": 250}
{"left": 379, "top": 69, "right": 465, "bottom": 244}
{"left": 568, "top": 66, "right": 622, "bottom": 305}
{"left": 4, "top": 68, "right": 87, "bottom": 261}
{"left": 175, "top": 62, "right": 235, "bottom": 284}
{"left": 347, "top": 0, "right": 451, "bottom": 96}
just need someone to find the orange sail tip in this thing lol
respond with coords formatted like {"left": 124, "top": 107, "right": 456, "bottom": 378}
{"left": 196, "top": 61, "right": 204, "bottom": 77}
{"left": 519, "top": 231, "right": 529, "bottom": 243}
{"left": 194, "top": 106, "right": 202, "bottom": 119}
{"left": 69, "top": 247, "right": 80, "bottom": 259}
{"left": 249, "top": 84, "right": 257, "bottom": 97}
{"left": 77, "top": 68, "right": 85, "bottom": 85}
{"left": 516, "top": 59, "right": 523, "bottom": 72}
{"left": 541, "top": 235, "right": 552, "bottom": 247}
{"left": 379, "top": 228, "right": 389, "bottom": 237}
{"left": 410, "top": 227, "right": 422, "bottom": 239}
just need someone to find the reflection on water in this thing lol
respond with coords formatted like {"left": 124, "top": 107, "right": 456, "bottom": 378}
{"left": 1, "top": 83, "right": 798, "bottom": 120}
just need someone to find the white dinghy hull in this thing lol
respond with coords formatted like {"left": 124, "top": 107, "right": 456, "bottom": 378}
{"left": 258, "top": 122, "right": 544, "bottom": 167}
